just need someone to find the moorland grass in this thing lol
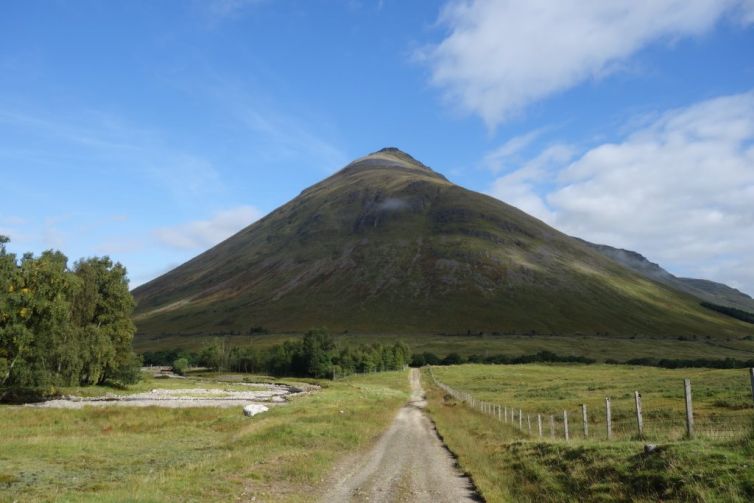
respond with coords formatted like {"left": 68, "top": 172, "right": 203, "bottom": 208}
{"left": 0, "top": 370, "right": 409, "bottom": 502}
{"left": 429, "top": 364, "right": 754, "bottom": 440}
{"left": 423, "top": 365, "right": 754, "bottom": 502}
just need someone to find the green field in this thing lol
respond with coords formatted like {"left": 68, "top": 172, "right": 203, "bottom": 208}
{"left": 0, "top": 370, "right": 409, "bottom": 502}
{"left": 423, "top": 364, "right": 754, "bottom": 502}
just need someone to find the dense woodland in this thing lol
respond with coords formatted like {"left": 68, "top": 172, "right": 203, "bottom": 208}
{"left": 0, "top": 236, "right": 140, "bottom": 398}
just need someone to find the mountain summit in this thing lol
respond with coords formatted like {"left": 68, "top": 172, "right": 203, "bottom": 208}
{"left": 132, "top": 149, "right": 751, "bottom": 338}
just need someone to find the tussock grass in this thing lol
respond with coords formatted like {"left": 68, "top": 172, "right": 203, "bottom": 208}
{"left": 0, "top": 371, "right": 409, "bottom": 502}
{"left": 424, "top": 365, "right": 754, "bottom": 502}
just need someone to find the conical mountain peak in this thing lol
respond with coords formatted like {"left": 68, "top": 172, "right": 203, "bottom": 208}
{"left": 132, "top": 150, "right": 751, "bottom": 339}
{"left": 338, "top": 147, "right": 448, "bottom": 181}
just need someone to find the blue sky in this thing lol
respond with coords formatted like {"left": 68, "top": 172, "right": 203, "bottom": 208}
{"left": 2, "top": 0, "right": 754, "bottom": 294}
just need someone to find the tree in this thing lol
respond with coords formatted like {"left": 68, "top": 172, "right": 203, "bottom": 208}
{"left": 172, "top": 358, "right": 189, "bottom": 376}
{"left": 302, "top": 329, "right": 335, "bottom": 378}
{"left": 0, "top": 236, "right": 139, "bottom": 396}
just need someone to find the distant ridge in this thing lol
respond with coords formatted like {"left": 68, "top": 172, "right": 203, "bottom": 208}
{"left": 580, "top": 239, "right": 754, "bottom": 313}
{"left": 132, "top": 148, "right": 753, "bottom": 339}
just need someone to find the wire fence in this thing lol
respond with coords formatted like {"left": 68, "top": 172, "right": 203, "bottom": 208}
{"left": 427, "top": 367, "right": 754, "bottom": 443}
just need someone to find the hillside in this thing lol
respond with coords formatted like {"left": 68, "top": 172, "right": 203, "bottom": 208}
{"left": 132, "top": 148, "right": 752, "bottom": 339}
{"left": 581, "top": 240, "right": 754, "bottom": 313}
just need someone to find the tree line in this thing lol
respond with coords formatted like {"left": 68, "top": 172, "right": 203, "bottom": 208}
{"left": 700, "top": 301, "right": 754, "bottom": 325}
{"left": 411, "top": 350, "right": 596, "bottom": 366}
{"left": 0, "top": 236, "right": 139, "bottom": 399}
{"left": 143, "top": 330, "right": 412, "bottom": 379}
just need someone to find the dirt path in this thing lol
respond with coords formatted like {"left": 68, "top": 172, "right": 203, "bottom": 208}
{"left": 321, "top": 368, "right": 479, "bottom": 502}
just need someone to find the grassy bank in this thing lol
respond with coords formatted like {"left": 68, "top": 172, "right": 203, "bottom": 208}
{"left": 423, "top": 365, "right": 754, "bottom": 502}
{"left": 0, "top": 370, "right": 409, "bottom": 502}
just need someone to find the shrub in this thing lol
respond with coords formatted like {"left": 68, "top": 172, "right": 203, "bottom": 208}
{"left": 172, "top": 358, "right": 189, "bottom": 376}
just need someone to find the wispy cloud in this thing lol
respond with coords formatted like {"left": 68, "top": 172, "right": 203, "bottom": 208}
{"left": 153, "top": 205, "right": 263, "bottom": 250}
{"left": 201, "top": 76, "right": 350, "bottom": 173}
{"left": 0, "top": 108, "right": 225, "bottom": 199}
{"left": 422, "top": 0, "right": 754, "bottom": 127}
{"left": 197, "top": 0, "right": 267, "bottom": 25}
{"left": 482, "top": 129, "right": 544, "bottom": 173}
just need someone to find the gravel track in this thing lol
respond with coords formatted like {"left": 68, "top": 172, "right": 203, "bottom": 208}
{"left": 321, "top": 368, "right": 479, "bottom": 502}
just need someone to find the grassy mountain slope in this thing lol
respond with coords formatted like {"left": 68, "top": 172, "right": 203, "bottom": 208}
{"left": 581, "top": 239, "right": 754, "bottom": 313}
{"left": 132, "top": 148, "right": 752, "bottom": 339}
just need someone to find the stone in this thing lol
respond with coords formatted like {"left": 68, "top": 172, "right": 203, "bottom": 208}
{"left": 243, "top": 404, "right": 269, "bottom": 417}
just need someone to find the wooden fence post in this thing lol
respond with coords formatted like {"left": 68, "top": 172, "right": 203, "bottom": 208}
{"left": 527, "top": 414, "right": 532, "bottom": 434}
{"left": 581, "top": 404, "right": 588, "bottom": 438}
{"left": 550, "top": 415, "right": 555, "bottom": 438}
{"left": 504, "top": 406, "right": 508, "bottom": 423}
{"left": 684, "top": 378, "right": 694, "bottom": 438}
{"left": 749, "top": 368, "right": 754, "bottom": 404}
{"left": 563, "top": 410, "right": 569, "bottom": 441}
{"left": 537, "top": 414, "right": 543, "bottom": 438}
{"left": 519, "top": 409, "right": 523, "bottom": 429}
{"left": 634, "top": 391, "right": 644, "bottom": 438}
{"left": 605, "top": 397, "right": 612, "bottom": 440}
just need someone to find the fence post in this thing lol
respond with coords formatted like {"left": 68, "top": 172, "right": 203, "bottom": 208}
{"left": 550, "top": 415, "right": 555, "bottom": 438}
{"left": 605, "top": 397, "right": 612, "bottom": 440}
{"left": 749, "top": 368, "right": 754, "bottom": 404}
{"left": 527, "top": 414, "right": 532, "bottom": 434}
{"left": 684, "top": 378, "right": 694, "bottom": 439}
{"left": 519, "top": 409, "right": 523, "bottom": 429}
{"left": 581, "top": 404, "right": 588, "bottom": 438}
{"left": 634, "top": 391, "right": 644, "bottom": 438}
{"left": 563, "top": 410, "right": 569, "bottom": 441}
{"left": 537, "top": 414, "right": 543, "bottom": 438}
{"left": 504, "top": 406, "right": 508, "bottom": 423}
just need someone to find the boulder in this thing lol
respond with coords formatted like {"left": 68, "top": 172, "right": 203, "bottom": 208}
{"left": 243, "top": 404, "right": 269, "bottom": 417}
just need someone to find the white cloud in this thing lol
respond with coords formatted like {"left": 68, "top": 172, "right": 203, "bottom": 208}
{"left": 153, "top": 205, "right": 263, "bottom": 250}
{"left": 424, "top": 0, "right": 754, "bottom": 127}
{"left": 489, "top": 90, "right": 754, "bottom": 295}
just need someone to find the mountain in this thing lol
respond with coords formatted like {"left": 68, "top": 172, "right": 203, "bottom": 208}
{"left": 581, "top": 240, "right": 754, "bottom": 313}
{"left": 132, "top": 148, "right": 752, "bottom": 338}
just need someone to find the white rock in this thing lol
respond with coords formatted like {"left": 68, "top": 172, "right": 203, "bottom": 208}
{"left": 243, "top": 404, "right": 269, "bottom": 417}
